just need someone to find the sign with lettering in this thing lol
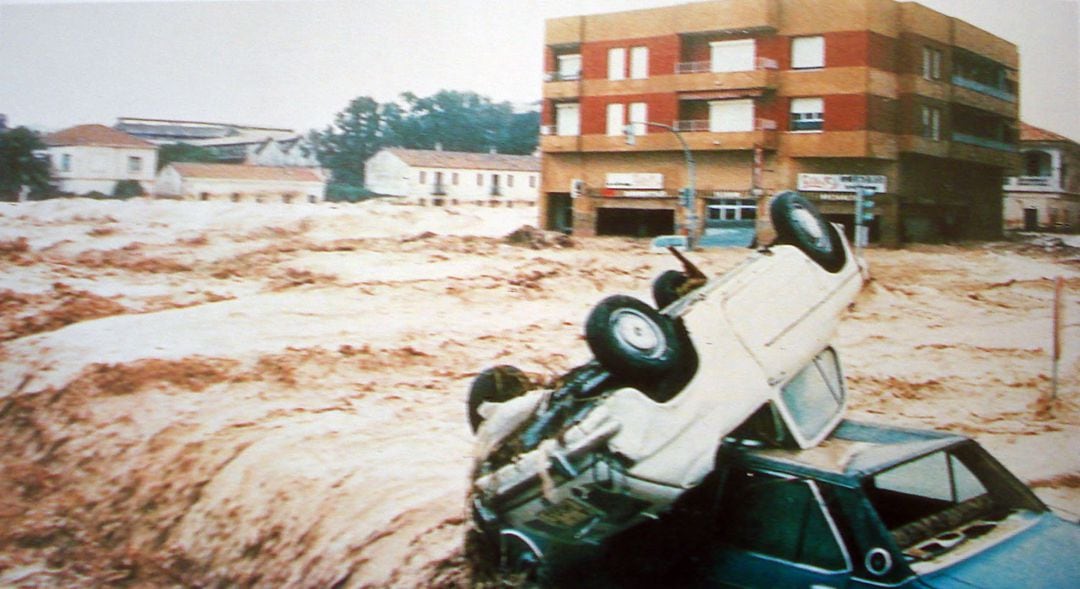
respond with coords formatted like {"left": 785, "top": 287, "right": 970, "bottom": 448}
{"left": 606, "top": 173, "right": 664, "bottom": 190}
{"left": 797, "top": 174, "right": 887, "bottom": 193}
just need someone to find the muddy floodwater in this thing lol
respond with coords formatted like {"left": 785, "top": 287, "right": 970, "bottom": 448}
{"left": 0, "top": 198, "right": 1077, "bottom": 587}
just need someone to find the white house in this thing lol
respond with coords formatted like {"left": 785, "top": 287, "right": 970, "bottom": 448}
{"left": 43, "top": 124, "right": 158, "bottom": 195}
{"left": 365, "top": 148, "right": 540, "bottom": 206}
{"left": 154, "top": 163, "right": 326, "bottom": 203}
{"left": 1003, "top": 123, "right": 1080, "bottom": 232}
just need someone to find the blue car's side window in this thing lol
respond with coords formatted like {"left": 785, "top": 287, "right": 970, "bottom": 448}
{"left": 717, "top": 469, "right": 848, "bottom": 572}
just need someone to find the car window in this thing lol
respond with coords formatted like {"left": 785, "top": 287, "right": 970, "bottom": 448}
{"left": 875, "top": 451, "right": 986, "bottom": 503}
{"left": 779, "top": 348, "right": 845, "bottom": 443}
{"left": 867, "top": 449, "right": 998, "bottom": 551}
{"left": 717, "top": 470, "right": 848, "bottom": 571}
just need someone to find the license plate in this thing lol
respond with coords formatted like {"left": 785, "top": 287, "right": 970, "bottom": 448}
{"left": 535, "top": 497, "right": 597, "bottom": 529}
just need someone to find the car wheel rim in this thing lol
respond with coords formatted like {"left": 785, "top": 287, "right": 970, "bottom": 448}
{"left": 611, "top": 309, "right": 665, "bottom": 358}
{"left": 792, "top": 204, "right": 829, "bottom": 249}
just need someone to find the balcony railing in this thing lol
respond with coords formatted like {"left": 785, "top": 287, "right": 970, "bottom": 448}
{"left": 675, "top": 56, "right": 779, "bottom": 74}
{"left": 431, "top": 185, "right": 447, "bottom": 196}
{"left": 544, "top": 71, "right": 582, "bottom": 82}
{"left": 952, "top": 75, "right": 1017, "bottom": 102}
{"left": 673, "top": 118, "right": 777, "bottom": 133}
{"left": 1004, "top": 176, "right": 1060, "bottom": 191}
{"left": 952, "top": 132, "right": 1017, "bottom": 152}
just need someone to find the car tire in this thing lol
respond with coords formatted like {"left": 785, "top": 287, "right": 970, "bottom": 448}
{"left": 468, "top": 365, "right": 533, "bottom": 433}
{"left": 652, "top": 270, "right": 688, "bottom": 310}
{"left": 585, "top": 295, "right": 686, "bottom": 380}
{"left": 770, "top": 191, "right": 846, "bottom": 272}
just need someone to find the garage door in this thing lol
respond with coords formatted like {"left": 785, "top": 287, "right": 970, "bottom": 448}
{"left": 596, "top": 208, "right": 675, "bottom": 237}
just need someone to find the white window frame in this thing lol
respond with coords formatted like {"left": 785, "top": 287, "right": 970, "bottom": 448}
{"left": 557, "top": 54, "right": 582, "bottom": 81}
{"left": 608, "top": 47, "right": 626, "bottom": 80}
{"left": 790, "top": 97, "right": 825, "bottom": 132}
{"left": 555, "top": 102, "right": 580, "bottom": 136}
{"left": 708, "top": 99, "right": 755, "bottom": 133}
{"left": 922, "top": 46, "right": 943, "bottom": 80}
{"left": 710, "top": 39, "right": 756, "bottom": 73}
{"left": 629, "top": 102, "right": 648, "bottom": 136}
{"left": 606, "top": 103, "right": 626, "bottom": 136}
{"left": 791, "top": 36, "right": 825, "bottom": 70}
{"left": 921, "top": 104, "right": 942, "bottom": 140}
{"left": 630, "top": 46, "right": 649, "bottom": 79}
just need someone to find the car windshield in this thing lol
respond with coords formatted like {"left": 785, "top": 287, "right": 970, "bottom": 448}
{"left": 779, "top": 348, "right": 845, "bottom": 444}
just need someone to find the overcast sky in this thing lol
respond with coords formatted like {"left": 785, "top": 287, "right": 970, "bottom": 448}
{"left": 1, "top": 0, "right": 1077, "bottom": 139}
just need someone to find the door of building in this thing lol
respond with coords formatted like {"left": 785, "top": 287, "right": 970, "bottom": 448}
{"left": 1024, "top": 207, "right": 1038, "bottom": 230}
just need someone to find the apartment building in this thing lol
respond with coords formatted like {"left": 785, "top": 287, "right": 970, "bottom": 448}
{"left": 539, "top": 0, "right": 1020, "bottom": 246}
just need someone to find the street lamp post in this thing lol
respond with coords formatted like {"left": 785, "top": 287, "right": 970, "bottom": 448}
{"left": 624, "top": 121, "right": 697, "bottom": 249}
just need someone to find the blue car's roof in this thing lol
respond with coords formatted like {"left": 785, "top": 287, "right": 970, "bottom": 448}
{"left": 738, "top": 420, "right": 967, "bottom": 485}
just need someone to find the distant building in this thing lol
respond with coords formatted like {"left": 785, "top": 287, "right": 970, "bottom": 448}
{"left": 154, "top": 162, "right": 326, "bottom": 203}
{"left": 115, "top": 117, "right": 319, "bottom": 167}
{"left": 365, "top": 147, "right": 540, "bottom": 206}
{"left": 43, "top": 124, "right": 158, "bottom": 195}
{"left": 0, "top": 114, "right": 7, "bottom": 131}
{"left": 539, "top": 0, "right": 1020, "bottom": 245}
{"left": 1003, "top": 123, "right": 1079, "bottom": 232}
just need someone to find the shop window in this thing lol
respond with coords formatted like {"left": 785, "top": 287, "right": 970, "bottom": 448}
{"left": 791, "top": 36, "right": 825, "bottom": 70}
{"left": 790, "top": 97, "right": 824, "bottom": 131}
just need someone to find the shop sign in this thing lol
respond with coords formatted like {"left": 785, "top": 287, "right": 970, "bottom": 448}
{"left": 797, "top": 174, "right": 887, "bottom": 193}
{"left": 606, "top": 173, "right": 664, "bottom": 190}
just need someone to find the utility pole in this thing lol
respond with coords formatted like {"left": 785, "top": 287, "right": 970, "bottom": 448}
{"left": 624, "top": 121, "right": 697, "bottom": 249}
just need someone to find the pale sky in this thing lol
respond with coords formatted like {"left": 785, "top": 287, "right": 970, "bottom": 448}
{"left": 1, "top": 0, "right": 1077, "bottom": 139}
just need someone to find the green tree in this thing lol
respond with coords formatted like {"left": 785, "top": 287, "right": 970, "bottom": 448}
{"left": 157, "top": 142, "right": 218, "bottom": 170}
{"left": 310, "top": 96, "right": 392, "bottom": 187}
{"left": 0, "top": 127, "right": 52, "bottom": 199}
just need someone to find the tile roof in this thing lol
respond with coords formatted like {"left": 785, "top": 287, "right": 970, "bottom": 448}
{"left": 1020, "top": 122, "right": 1076, "bottom": 145}
{"left": 386, "top": 148, "right": 540, "bottom": 172}
{"left": 169, "top": 163, "right": 324, "bottom": 182}
{"left": 44, "top": 124, "right": 156, "bottom": 149}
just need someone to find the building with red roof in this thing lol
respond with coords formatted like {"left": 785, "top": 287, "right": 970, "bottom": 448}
{"left": 43, "top": 124, "right": 159, "bottom": 195}
{"left": 1003, "top": 123, "right": 1079, "bottom": 231}
{"left": 364, "top": 147, "right": 540, "bottom": 206}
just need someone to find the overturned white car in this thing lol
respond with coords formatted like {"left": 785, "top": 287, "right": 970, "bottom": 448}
{"left": 467, "top": 192, "right": 866, "bottom": 582}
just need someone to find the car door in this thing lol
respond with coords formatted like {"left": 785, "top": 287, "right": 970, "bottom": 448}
{"left": 703, "top": 469, "right": 853, "bottom": 589}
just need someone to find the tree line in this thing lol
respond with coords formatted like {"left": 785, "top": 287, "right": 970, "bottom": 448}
{"left": 308, "top": 90, "right": 539, "bottom": 191}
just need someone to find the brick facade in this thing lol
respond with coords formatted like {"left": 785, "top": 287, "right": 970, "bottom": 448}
{"left": 539, "top": 0, "right": 1020, "bottom": 246}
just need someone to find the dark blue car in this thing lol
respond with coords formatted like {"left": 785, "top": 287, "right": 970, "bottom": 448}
{"left": 552, "top": 420, "right": 1080, "bottom": 588}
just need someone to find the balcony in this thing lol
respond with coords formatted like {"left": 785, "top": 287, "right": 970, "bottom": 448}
{"left": 1004, "top": 175, "right": 1061, "bottom": 193}
{"left": 952, "top": 132, "right": 1016, "bottom": 152}
{"left": 673, "top": 118, "right": 777, "bottom": 133}
{"left": 952, "top": 75, "right": 1016, "bottom": 102}
{"left": 676, "top": 56, "right": 778, "bottom": 74}
{"left": 674, "top": 58, "right": 779, "bottom": 94}
{"left": 543, "top": 71, "right": 583, "bottom": 100}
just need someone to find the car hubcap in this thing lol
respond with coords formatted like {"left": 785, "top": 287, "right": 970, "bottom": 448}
{"left": 611, "top": 309, "right": 664, "bottom": 357}
{"left": 792, "top": 204, "right": 829, "bottom": 249}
